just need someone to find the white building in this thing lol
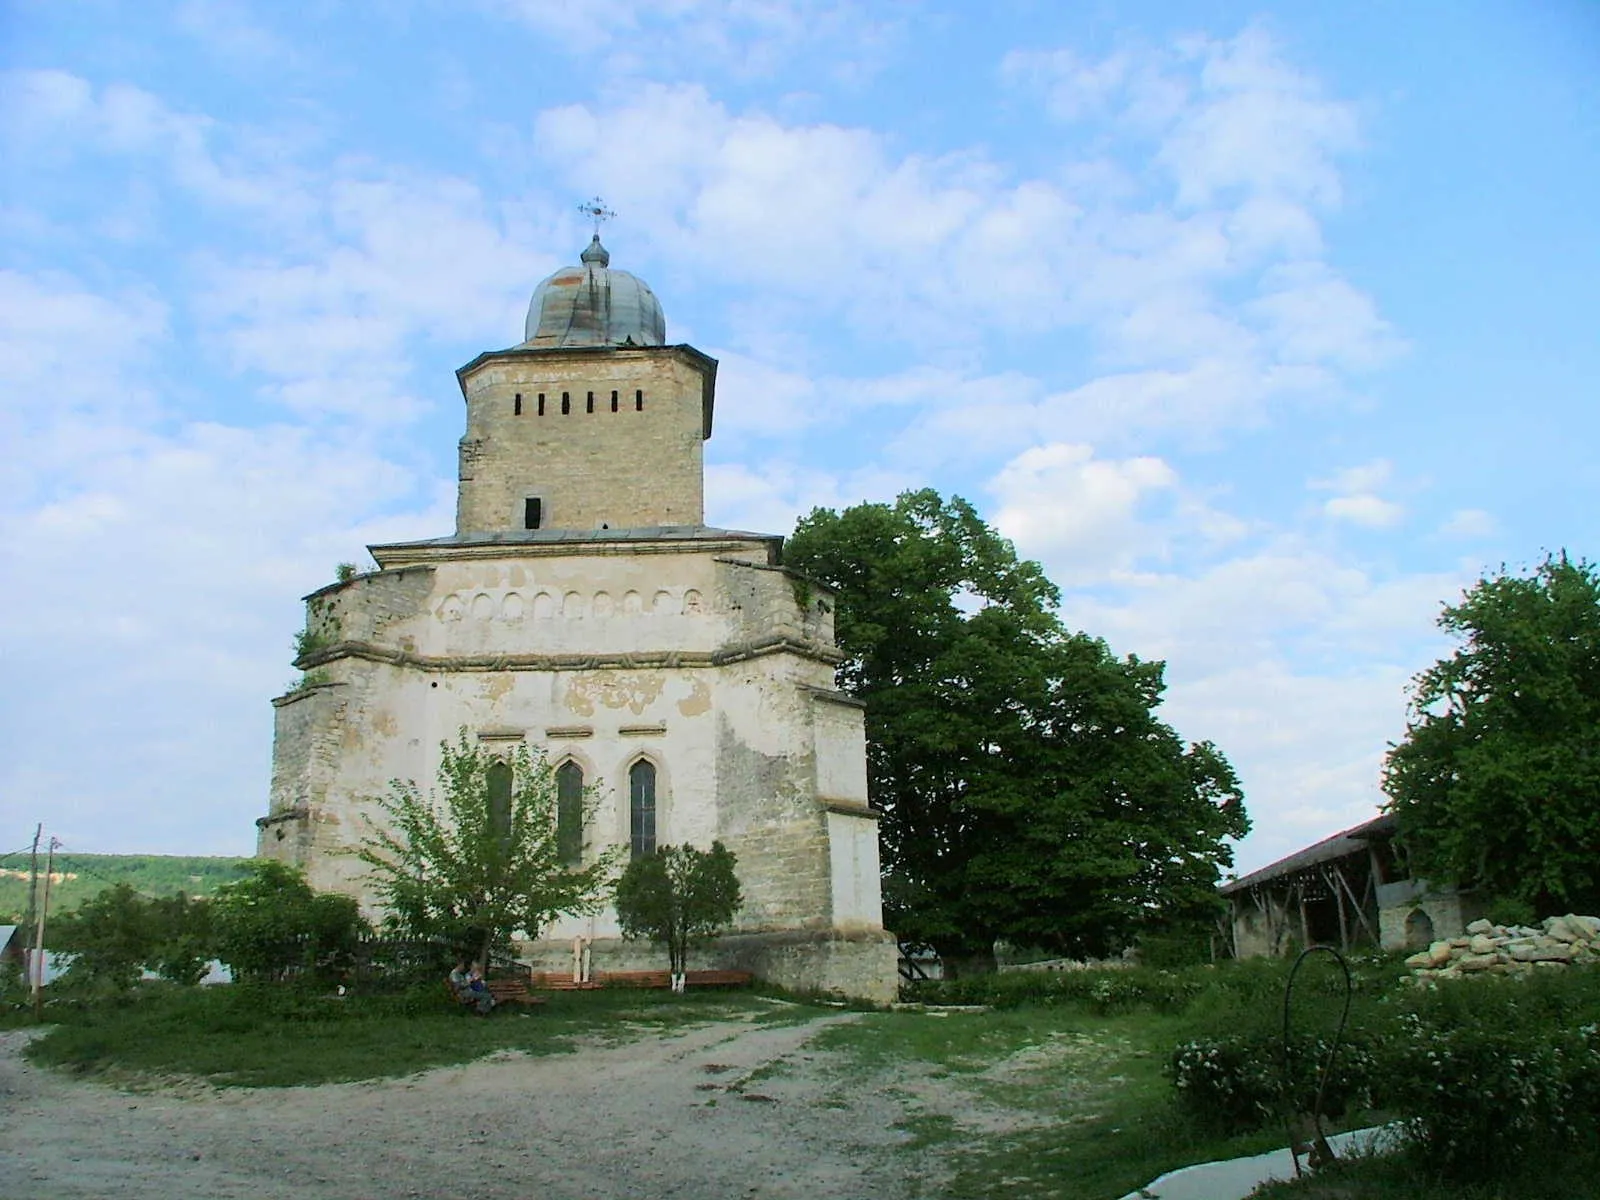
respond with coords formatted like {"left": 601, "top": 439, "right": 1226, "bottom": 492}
{"left": 256, "top": 235, "right": 898, "bottom": 1001}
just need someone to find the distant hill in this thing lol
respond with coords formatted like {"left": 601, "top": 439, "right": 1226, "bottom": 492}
{"left": 0, "top": 853, "right": 254, "bottom": 924}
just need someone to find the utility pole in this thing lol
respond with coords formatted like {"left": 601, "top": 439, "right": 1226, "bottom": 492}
{"left": 22, "top": 823, "right": 41, "bottom": 946}
{"left": 31, "top": 837, "right": 59, "bottom": 1021}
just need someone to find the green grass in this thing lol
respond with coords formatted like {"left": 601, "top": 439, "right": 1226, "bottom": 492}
{"left": 18, "top": 985, "right": 811, "bottom": 1088}
{"left": 812, "top": 1007, "right": 1304, "bottom": 1200}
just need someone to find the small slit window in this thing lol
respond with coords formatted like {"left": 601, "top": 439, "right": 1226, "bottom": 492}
{"left": 610, "top": 389, "right": 619, "bottom": 412}
{"left": 635, "top": 389, "right": 643, "bottom": 411}
{"left": 561, "top": 392, "right": 570, "bottom": 415}
{"left": 513, "top": 393, "right": 522, "bottom": 416}
{"left": 586, "top": 390, "right": 594, "bottom": 413}
{"left": 537, "top": 393, "right": 546, "bottom": 416}
{"left": 524, "top": 498, "right": 543, "bottom": 530}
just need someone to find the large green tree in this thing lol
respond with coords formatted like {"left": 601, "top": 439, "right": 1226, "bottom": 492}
{"left": 786, "top": 490, "right": 1248, "bottom": 967}
{"left": 1384, "top": 552, "right": 1600, "bottom": 914}
{"left": 359, "top": 732, "right": 615, "bottom": 965}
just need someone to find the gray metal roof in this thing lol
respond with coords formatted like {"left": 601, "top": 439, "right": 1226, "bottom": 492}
{"left": 1220, "top": 813, "right": 1396, "bottom": 895}
{"left": 523, "top": 236, "right": 666, "bottom": 349}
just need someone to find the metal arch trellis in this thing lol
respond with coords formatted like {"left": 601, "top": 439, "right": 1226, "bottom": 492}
{"left": 1280, "top": 943, "right": 1355, "bottom": 1179}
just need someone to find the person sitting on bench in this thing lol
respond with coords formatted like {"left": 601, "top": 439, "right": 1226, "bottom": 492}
{"left": 449, "top": 959, "right": 495, "bottom": 1015}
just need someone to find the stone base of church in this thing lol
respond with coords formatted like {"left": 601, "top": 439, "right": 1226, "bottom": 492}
{"left": 518, "top": 926, "right": 901, "bottom": 1005}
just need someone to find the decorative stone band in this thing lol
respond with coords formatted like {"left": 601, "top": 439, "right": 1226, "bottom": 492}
{"left": 821, "top": 798, "right": 880, "bottom": 820}
{"left": 255, "top": 806, "right": 310, "bottom": 829}
{"left": 294, "top": 632, "right": 845, "bottom": 674}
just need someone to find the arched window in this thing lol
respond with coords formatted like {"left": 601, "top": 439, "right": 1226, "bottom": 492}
{"left": 556, "top": 761, "right": 584, "bottom": 867}
{"left": 629, "top": 760, "right": 656, "bottom": 860}
{"left": 486, "top": 759, "right": 513, "bottom": 846}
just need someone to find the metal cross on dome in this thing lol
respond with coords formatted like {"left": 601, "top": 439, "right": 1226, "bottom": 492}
{"left": 578, "top": 197, "right": 616, "bottom": 235}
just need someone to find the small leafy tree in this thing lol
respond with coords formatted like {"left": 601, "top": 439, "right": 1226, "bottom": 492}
{"left": 212, "top": 860, "right": 368, "bottom": 984}
{"left": 359, "top": 731, "right": 615, "bottom": 966}
{"left": 614, "top": 842, "right": 742, "bottom": 992}
{"left": 51, "top": 883, "right": 155, "bottom": 994}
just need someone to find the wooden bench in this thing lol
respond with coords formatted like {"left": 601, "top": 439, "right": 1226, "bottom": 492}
{"left": 527, "top": 969, "right": 754, "bottom": 991}
{"left": 485, "top": 977, "right": 545, "bottom": 1007}
{"left": 445, "top": 977, "right": 546, "bottom": 1010}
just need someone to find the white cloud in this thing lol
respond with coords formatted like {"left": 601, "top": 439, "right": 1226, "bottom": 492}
{"left": 527, "top": 28, "right": 1391, "bottom": 455}
{"left": 0, "top": 270, "right": 447, "bottom": 852}
{"left": 1002, "top": 48, "right": 1132, "bottom": 121}
{"left": 1441, "top": 507, "right": 1497, "bottom": 539}
{"left": 1250, "top": 262, "right": 1405, "bottom": 370}
{"left": 1324, "top": 493, "right": 1404, "bottom": 528}
{"left": 480, "top": 0, "right": 900, "bottom": 81}
{"left": 990, "top": 443, "right": 1178, "bottom": 581}
{"left": 1313, "top": 459, "right": 1406, "bottom": 529}
{"left": 1160, "top": 26, "right": 1361, "bottom": 209}
{"left": 1052, "top": 543, "right": 1463, "bottom": 874}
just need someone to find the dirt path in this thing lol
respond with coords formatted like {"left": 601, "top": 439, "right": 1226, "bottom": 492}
{"left": 0, "top": 1011, "right": 948, "bottom": 1200}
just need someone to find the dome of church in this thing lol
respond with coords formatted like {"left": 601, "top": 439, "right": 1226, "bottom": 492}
{"left": 523, "top": 236, "right": 667, "bottom": 349}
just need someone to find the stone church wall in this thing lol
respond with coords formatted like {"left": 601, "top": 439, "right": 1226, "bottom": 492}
{"left": 260, "top": 539, "right": 894, "bottom": 999}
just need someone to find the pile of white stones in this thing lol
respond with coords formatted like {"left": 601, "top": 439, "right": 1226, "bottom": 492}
{"left": 1405, "top": 914, "right": 1600, "bottom": 978}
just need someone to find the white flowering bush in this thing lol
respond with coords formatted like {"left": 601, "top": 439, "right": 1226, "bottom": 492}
{"left": 1167, "top": 1030, "right": 1379, "bottom": 1133}
{"left": 1381, "top": 971, "right": 1600, "bottom": 1181}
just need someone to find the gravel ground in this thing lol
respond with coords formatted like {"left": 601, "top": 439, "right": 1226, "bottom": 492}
{"left": 0, "top": 1010, "right": 964, "bottom": 1200}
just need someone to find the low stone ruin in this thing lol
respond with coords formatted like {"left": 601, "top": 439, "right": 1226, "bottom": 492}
{"left": 1405, "top": 913, "right": 1600, "bottom": 978}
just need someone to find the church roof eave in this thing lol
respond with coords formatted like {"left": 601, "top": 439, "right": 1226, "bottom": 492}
{"left": 366, "top": 525, "right": 781, "bottom": 571}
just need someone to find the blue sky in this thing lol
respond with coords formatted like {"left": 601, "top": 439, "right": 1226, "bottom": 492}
{"left": 2, "top": 0, "right": 1597, "bottom": 876}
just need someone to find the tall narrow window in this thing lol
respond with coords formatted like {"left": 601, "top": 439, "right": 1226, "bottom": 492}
{"left": 561, "top": 391, "right": 570, "bottom": 415}
{"left": 537, "top": 393, "right": 546, "bottom": 416}
{"left": 635, "top": 389, "right": 643, "bottom": 411}
{"left": 586, "top": 390, "right": 594, "bottom": 413}
{"left": 556, "top": 761, "right": 584, "bottom": 867}
{"left": 524, "top": 498, "right": 543, "bottom": 530}
{"left": 610, "top": 389, "right": 619, "bottom": 412}
{"left": 486, "top": 759, "right": 513, "bottom": 847}
{"left": 629, "top": 760, "right": 656, "bottom": 860}
{"left": 513, "top": 393, "right": 522, "bottom": 416}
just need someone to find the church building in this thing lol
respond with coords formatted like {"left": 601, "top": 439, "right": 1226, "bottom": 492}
{"left": 255, "top": 233, "right": 899, "bottom": 1002}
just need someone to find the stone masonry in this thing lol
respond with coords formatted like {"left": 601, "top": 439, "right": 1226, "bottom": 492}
{"left": 1404, "top": 914, "right": 1600, "bottom": 979}
{"left": 256, "top": 237, "right": 899, "bottom": 1003}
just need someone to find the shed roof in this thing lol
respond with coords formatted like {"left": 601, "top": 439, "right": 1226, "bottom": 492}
{"left": 1220, "top": 813, "right": 1395, "bottom": 895}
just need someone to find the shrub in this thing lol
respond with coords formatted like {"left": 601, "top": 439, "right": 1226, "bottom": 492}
{"left": 1169, "top": 1029, "right": 1380, "bottom": 1134}
{"left": 907, "top": 964, "right": 1205, "bottom": 1014}
{"left": 212, "top": 861, "right": 368, "bottom": 985}
{"left": 1378, "top": 969, "right": 1600, "bottom": 1182}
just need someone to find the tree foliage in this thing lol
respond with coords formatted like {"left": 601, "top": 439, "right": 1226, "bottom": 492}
{"left": 212, "top": 860, "right": 367, "bottom": 984}
{"left": 50, "top": 884, "right": 216, "bottom": 990}
{"left": 1384, "top": 552, "right": 1600, "bottom": 914}
{"left": 785, "top": 489, "right": 1248, "bottom": 965}
{"left": 50, "top": 883, "right": 157, "bottom": 993}
{"left": 358, "top": 731, "right": 614, "bottom": 965}
{"left": 614, "top": 842, "right": 742, "bottom": 988}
